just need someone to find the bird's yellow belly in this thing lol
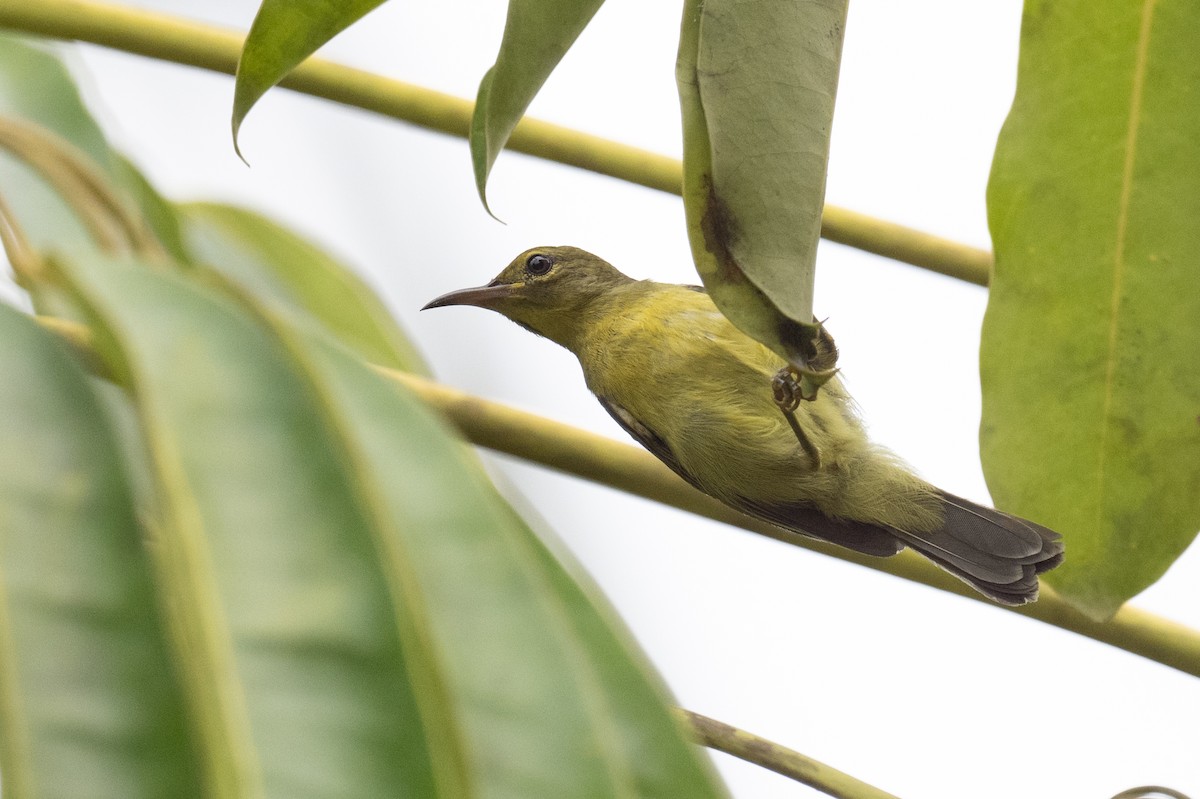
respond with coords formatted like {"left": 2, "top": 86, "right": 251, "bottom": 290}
{"left": 582, "top": 318, "right": 846, "bottom": 506}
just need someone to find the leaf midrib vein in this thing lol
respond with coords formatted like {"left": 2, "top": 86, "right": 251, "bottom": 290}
{"left": 1097, "top": 0, "right": 1157, "bottom": 527}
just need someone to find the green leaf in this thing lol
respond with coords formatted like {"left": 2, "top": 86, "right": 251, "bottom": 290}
{"left": 48, "top": 252, "right": 725, "bottom": 797}
{"left": 233, "top": 0, "right": 387, "bottom": 153}
{"left": 0, "top": 36, "right": 187, "bottom": 270}
{"left": 112, "top": 153, "right": 193, "bottom": 265}
{"left": 283, "top": 323, "right": 727, "bottom": 799}
{"left": 178, "top": 201, "right": 430, "bottom": 375}
{"left": 53, "top": 252, "right": 443, "bottom": 796}
{"left": 676, "top": 0, "right": 848, "bottom": 375}
{"left": 0, "top": 33, "right": 116, "bottom": 251}
{"left": 0, "top": 302, "right": 200, "bottom": 797}
{"left": 0, "top": 34, "right": 112, "bottom": 167}
{"left": 983, "top": 0, "right": 1200, "bottom": 619}
{"left": 470, "top": 0, "right": 605, "bottom": 211}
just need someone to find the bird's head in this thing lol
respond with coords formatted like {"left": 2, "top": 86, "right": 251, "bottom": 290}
{"left": 422, "top": 246, "right": 633, "bottom": 349}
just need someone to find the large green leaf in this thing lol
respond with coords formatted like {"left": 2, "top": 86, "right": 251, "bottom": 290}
{"left": 233, "top": 0, "right": 388, "bottom": 152}
{"left": 53, "top": 252, "right": 444, "bottom": 796}
{"left": 47, "top": 251, "right": 725, "bottom": 797}
{"left": 676, "top": 0, "right": 848, "bottom": 380}
{"left": 0, "top": 302, "right": 200, "bottom": 797}
{"left": 178, "top": 201, "right": 429, "bottom": 375}
{"left": 470, "top": 0, "right": 605, "bottom": 211}
{"left": 286, "top": 325, "right": 725, "bottom": 799}
{"left": 983, "top": 0, "right": 1200, "bottom": 619}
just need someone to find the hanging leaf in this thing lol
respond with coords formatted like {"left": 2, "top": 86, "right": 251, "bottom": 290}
{"left": 983, "top": 0, "right": 1200, "bottom": 619}
{"left": 0, "top": 302, "right": 200, "bottom": 797}
{"left": 233, "top": 0, "right": 389, "bottom": 152}
{"left": 470, "top": 0, "right": 605, "bottom": 212}
{"left": 676, "top": 0, "right": 848, "bottom": 383}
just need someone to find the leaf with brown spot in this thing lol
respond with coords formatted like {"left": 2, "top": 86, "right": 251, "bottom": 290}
{"left": 677, "top": 0, "right": 848, "bottom": 381}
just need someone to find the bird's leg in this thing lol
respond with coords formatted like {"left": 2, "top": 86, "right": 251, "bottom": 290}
{"left": 772, "top": 367, "right": 822, "bottom": 468}
{"left": 771, "top": 368, "right": 803, "bottom": 412}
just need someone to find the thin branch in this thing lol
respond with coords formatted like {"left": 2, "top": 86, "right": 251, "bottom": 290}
{"left": 679, "top": 710, "right": 902, "bottom": 799}
{"left": 371, "top": 367, "right": 1200, "bottom": 678}
{"left": 819, "top": 206, "right": 991, "bottom": 286}
{"left": 27, "top": 315, "right": 1200, "bottom": 678}
{"left": 0, "top": 0, "right": 991, "bottom": 286}
{"left": 20, "top": 314, "right": 1200, "bottom": 675}
{"left": 1109, "top": 788, "right": 1192, "bottom": 799}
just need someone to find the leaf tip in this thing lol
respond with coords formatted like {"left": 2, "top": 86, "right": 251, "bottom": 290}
{"left": 230, "top": 116, "right": 251, "bottom": 168}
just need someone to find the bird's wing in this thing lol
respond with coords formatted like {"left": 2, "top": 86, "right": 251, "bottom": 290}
{"left": 596, "top": 395, "right": 707, "bottom": 493}
{"left": 596, "top": 395, "right": 904, "bottom": 558}
{"left": 732, "top": 497, "right": 904, "bottom": 558}
{"left": 597, "top": 398, "right": 1064, "bottom": 603}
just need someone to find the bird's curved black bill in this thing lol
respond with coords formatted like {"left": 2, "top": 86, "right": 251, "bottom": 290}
{"left": 421, "top": 282, "right": 519, "bottom": 311}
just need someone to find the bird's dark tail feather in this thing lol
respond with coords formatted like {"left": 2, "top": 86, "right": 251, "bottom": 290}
{"left": 889, "top": 492, "right": 1064, "bottom": 605}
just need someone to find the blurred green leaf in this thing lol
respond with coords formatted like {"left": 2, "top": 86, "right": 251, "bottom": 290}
{"left": 178, "top": 201, "right": 430, "bottom": 375}
{"left": 0, "top": 36, "right": 185, "bottom": 269}
{"left": 0, "top": 301, "right": 200, "bottom": 797}
{"left": 54, "top": 251, "right": 443, "bottom": 796}
{"left": 0, "top": 33, "right": 115, "bottom": 251}
{"left": 983, "top": 0, "right": 1200, "bottom": 619}
{"left": 233, "top": 0, "right": 387, "bottom": 152}
{"left": 46, "top": 251, "right": 725, "bottom": 797}
{"left": 470, "top": 0, "right": 604, "bottom": 211}
{"left": 0, "top": 34, "right": 111, "bottom": 166}
{"left": 112, "top": 153, "right": 192, "bottom": 264}
{"left": 676, "top": 0, "right": 847, "bottom": 375}
{"left": 287, "top": 321, "right": 727, "bottom": 799}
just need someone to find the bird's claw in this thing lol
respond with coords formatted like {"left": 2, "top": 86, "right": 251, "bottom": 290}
{"left": 771, "top": 368, "right": 803, "bottom": 413}
{"left": 771, "top": 367, "right": 822, "bottom": 468}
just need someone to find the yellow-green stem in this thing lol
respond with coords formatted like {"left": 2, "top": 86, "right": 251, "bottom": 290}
{"left": 32, "top": 315, "right": 1200, "bottom": 678}
{"left": 374, "top": 367, "right": 1200, "bottom": 679}
{"left": 0, "top": 0, "right": 992, "bottom": 285}
{"left": 680, "top": 710, "right": 902, "bottom": 799}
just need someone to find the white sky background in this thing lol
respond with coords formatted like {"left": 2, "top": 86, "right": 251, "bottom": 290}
{"left": 41, "top": 0, "right": 1200, "bottom": 796}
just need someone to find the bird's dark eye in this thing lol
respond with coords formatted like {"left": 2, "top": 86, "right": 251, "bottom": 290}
{"left": 525, "top": 254, "right": 553, "bottom": 276}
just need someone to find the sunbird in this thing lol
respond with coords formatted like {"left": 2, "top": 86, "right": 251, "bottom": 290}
{"left": 424, "top": 246, "right": 1063, "bottom": 604}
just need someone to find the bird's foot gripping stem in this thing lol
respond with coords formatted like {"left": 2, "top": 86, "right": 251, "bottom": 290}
{"left": 771, "top": 368, "right": 804, "bottom": 413}
{"left": 772, "top": 367, "right": 822, "bottom": 468}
